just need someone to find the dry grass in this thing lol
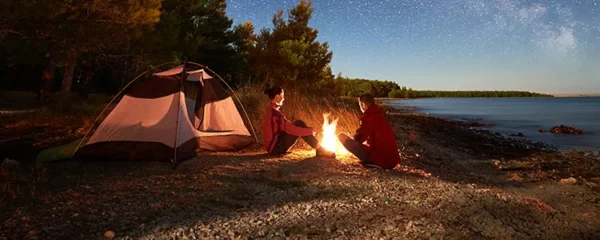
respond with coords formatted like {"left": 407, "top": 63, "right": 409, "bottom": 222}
{"left": 235, "top": 85, "right": 360, "bottom": 149}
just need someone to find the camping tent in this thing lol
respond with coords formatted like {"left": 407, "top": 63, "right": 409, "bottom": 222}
{"left": 70, "top": 62, "right": 256, "bottom": 163}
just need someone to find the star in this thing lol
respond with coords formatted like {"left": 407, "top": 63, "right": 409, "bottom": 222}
{"left": 226, "top": 0, "right": 600, "bottom": 93}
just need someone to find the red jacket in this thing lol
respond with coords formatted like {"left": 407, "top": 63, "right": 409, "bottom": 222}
{"left": 262, "top": 102, "right": 313, "bottom": 153}
{"left": 354, "top": 105, "right": 401, "bottom": 169}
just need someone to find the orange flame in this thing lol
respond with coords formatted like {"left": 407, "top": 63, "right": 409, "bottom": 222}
{"left": 320, "top": 113, "right": 349, "bottom": 156}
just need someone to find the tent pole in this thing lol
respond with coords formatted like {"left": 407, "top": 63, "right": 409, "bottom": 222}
{"left": 173, "top": 61, "right": 187, "bottom": 167}
{"left": 71, "top": 61, "right": 178, "bottom": 159}
{"left": 186, "top": 62, "right": 259, "bottom": 143}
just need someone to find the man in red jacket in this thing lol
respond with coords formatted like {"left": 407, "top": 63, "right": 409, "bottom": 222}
{"left": 338, "top": 93, "right": 401, "bottom": 169}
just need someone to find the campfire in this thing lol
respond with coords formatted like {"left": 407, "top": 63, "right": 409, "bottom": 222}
{"left": 320, "top": 113, "right": 349, "bottom": 158}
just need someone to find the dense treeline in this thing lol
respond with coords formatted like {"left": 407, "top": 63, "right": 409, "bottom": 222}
{"left": 412, "top": 90, "right": 553, "bottom": 98}
{"left": 341, "top": 78, "right": 415, "bottom": 99}
{"left": 0, "top": 0, "right": 341, "bottom": 102}
{"left": 339, "top": 78, "right": 552, "bottom": 98}
{"left": 342, "top": 78, "right": 400, "bottom": 98}
{"left": 0, "top": 0, "right": 550, "bottom": 104}
{"left": 1, "top": 0, "right": 245, "bottom": 99}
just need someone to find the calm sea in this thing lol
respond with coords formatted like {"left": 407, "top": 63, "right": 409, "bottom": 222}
{"left": 386, "top": 97, "right": 600, "bottom": 152}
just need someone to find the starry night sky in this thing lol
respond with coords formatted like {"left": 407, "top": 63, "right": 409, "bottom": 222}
{"left": 226, "top": 0, "right": 600, "bottom": 94}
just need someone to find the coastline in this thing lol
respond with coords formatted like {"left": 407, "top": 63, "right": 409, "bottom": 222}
{"left": 381, "top": 99, "right": 600, "bottom": 183}
{"left": 381, "top": 98, "right": 599, "bottom": 153}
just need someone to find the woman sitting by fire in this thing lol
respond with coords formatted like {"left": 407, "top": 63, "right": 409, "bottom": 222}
{"left": 262, "top": 86, "right": 329, "bottom": 156}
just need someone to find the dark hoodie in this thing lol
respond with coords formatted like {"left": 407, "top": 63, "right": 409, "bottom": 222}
{"left": 354, "top": 104, "right": 401, "bottom": 169}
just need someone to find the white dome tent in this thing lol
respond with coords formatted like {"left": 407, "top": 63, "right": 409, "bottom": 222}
{"left": 71, "top": 62, "right": 257, "bottom": 165}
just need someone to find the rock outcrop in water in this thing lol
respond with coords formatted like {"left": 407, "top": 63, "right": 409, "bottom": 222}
{"left": 548, "top": 125, "right": 587, "bottom": 135}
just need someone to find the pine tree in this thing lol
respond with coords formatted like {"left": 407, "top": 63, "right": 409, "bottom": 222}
{"left": 231, "top": 21, "right": 257, "bottom": 85}
{"left": 249, "top": 0, "right": 333, "bottom": 92}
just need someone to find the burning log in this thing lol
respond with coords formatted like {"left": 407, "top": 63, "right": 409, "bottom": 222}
{"left": 317, "top": 148, "right": 336, "bottom": 158}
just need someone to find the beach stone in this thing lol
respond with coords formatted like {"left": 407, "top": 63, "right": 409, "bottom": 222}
{"left": 104, "top": 230, "right": 115, "bottom": 239}
{"left": 2, "top": 158, "right": 19, "bottom": 167}
{"left": 24, "top": 230, "right": 37, "bottom": 239}
{"left": 560, "top": 177, "right": 577, "bottom": 185}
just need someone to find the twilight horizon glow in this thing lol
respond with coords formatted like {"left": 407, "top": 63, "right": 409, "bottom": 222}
{"left": 226, "top": 0, "right": 600, "bottom": 94}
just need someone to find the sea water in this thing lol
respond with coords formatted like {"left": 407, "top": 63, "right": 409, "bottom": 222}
{"left": 386, "top": 97, "right": 600, "bottom": 152}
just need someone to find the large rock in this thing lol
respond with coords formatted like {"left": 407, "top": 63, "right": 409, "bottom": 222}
{"left": 548, "top": 125, "right": 586, "bottom": 135}
{"left": 2, "top": 158, "right": 19, "bottom": 167}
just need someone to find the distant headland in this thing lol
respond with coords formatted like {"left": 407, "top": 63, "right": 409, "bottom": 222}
{"left": 553, "top": 93, "right": 600, "bottom": 97}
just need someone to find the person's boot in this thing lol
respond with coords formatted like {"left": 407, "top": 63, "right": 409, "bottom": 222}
{"left": 360, "top": 163, "right": 383, "bottom": 169}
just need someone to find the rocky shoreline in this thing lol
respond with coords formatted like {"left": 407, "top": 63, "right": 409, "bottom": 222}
{"left": 383, "top": 102, "right": 597, "bottom": 152}
{"left": 383, "top": 103, "right": 558, "bottom": 151}
{"left": 384, "top": 103, "right": 600, "bottom": 185}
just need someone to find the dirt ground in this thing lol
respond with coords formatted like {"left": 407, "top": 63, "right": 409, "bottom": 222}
{"left": 1, "top": 107, "right": 600, "bottom": 239}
